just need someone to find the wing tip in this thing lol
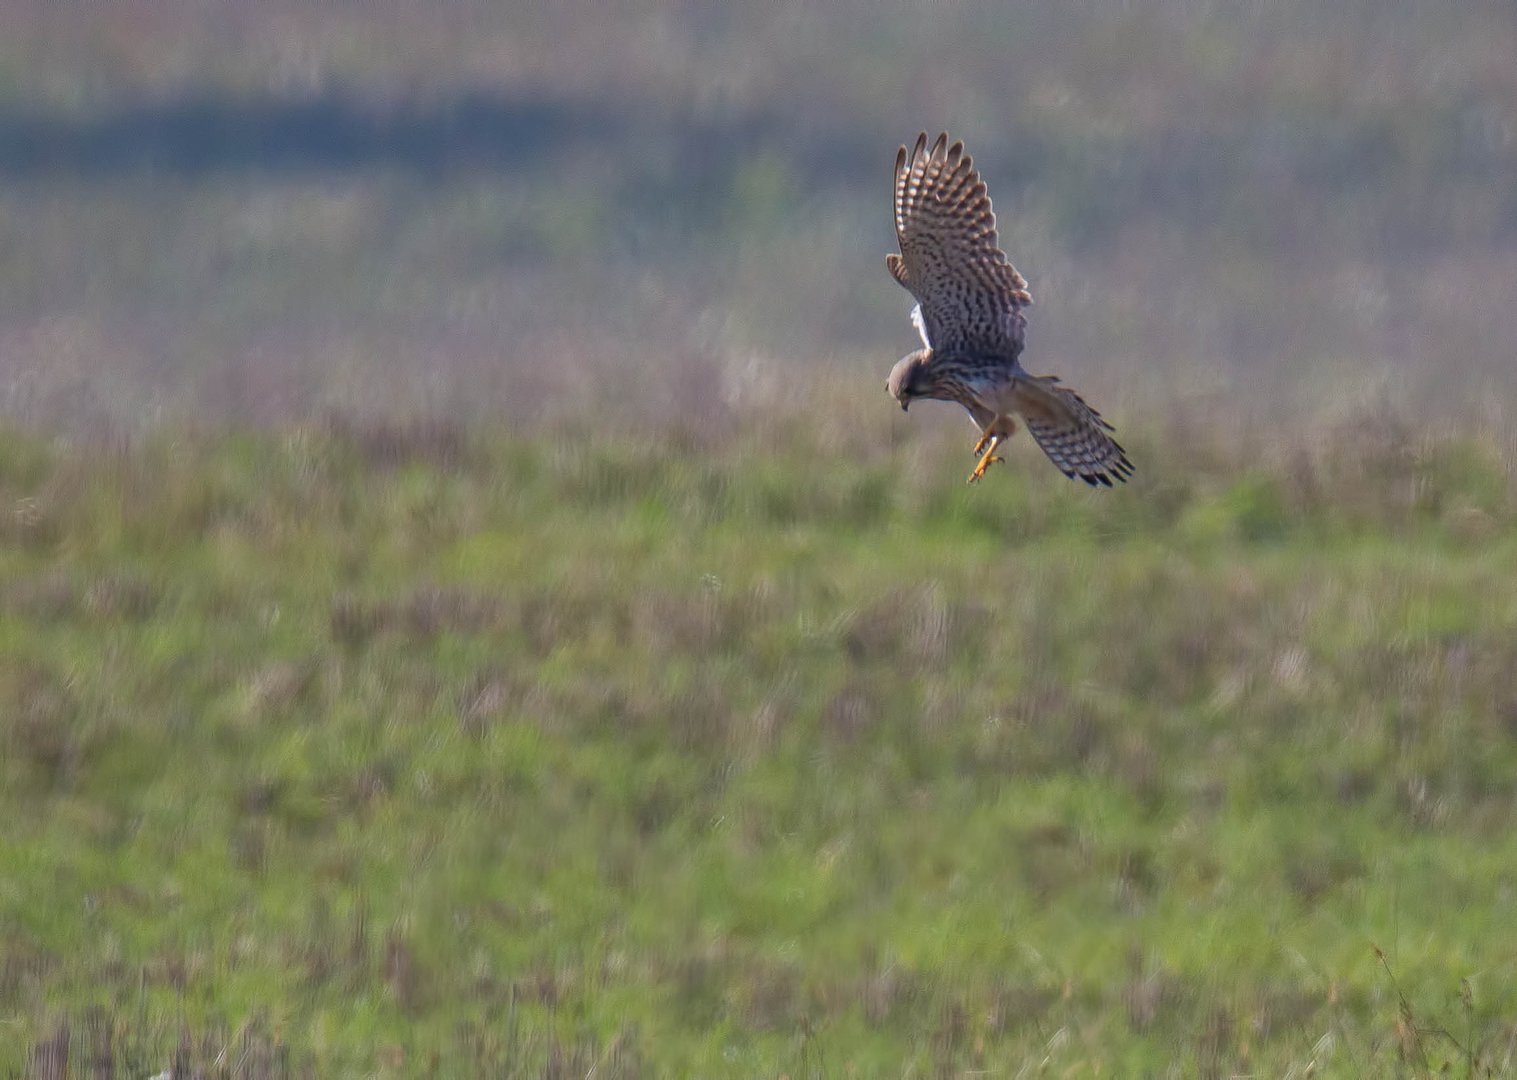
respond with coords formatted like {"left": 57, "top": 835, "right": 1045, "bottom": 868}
{"left": 1067, "top": 462, "right": 1133, "bottom": 488}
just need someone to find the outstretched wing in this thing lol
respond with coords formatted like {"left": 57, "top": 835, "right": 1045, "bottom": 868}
{"left": 1011, "top": 375, "right": 1134, "bottom": 487}
{"left": 888, "top": 132, "right": 1032, "bottom": 358}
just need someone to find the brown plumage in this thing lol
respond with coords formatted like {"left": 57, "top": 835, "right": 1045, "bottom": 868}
{"left": 885, "top": 132, "right": 1133, "bottom": 487}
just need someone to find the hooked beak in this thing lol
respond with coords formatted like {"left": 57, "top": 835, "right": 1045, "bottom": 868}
{"left": 900, "top": 400, "right": 909, "bottom": 412}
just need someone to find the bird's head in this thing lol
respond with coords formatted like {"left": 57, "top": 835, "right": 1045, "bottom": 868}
{"left": 886, "top": 350, "right": 932, "bottom": 412}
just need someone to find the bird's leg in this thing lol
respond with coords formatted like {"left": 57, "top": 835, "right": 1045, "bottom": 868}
{"left": 971, "top": 415, "right": 1015, "bottom": 458}
{"left": 967, "top": 435, "right": 1004, "bottom": 484}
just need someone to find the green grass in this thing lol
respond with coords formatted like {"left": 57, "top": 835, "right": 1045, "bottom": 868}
{"left": 4, "top": 418, "right": 1517, "bottom": 1075}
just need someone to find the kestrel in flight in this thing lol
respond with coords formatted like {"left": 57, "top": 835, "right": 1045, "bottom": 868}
{"left": 885, "top": 132, "right": 1134, "bottom": 486}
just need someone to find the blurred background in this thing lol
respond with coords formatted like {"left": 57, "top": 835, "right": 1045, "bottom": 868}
{"left": 5, "top": 0, "right": 1516, "bottom": 433}
{"left": 9, "top": 3, "right": 1517, "bottom": 1076}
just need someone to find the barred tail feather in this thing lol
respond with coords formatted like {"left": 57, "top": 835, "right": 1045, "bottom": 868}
{"left": 1014, "top": 376, "right": 1134, "bottom": 487}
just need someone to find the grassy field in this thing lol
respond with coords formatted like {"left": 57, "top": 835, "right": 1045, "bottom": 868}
{"left": 6, "top": 6, "right": 1517, "bottom": 1074}
{"left": 4, "top": 406, "right": 1517, "bottom": 1076}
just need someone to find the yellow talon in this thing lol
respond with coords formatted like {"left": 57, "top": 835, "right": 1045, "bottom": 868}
{"left": 972, "top": 432, "right": 994, "bottom": 457}
{"left": 967, "top": 436, "right": 1004, "bottom": 484}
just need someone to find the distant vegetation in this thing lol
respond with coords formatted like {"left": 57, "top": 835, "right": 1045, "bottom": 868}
{"left": 1, "top": 0, "right": 1516, "bottom": 431}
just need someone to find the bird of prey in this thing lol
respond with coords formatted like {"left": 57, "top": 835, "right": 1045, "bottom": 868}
{"left": 885, "top": 132, "right": 1133, "bottom": 486}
